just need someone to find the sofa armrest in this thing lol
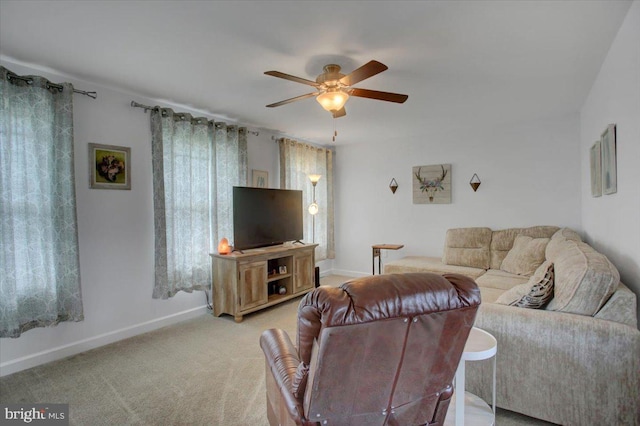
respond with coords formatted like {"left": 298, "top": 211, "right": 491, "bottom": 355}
{"left": 594, "top": 282, "right": 638, "bottom": 328}
{"left": 467, "top": 303, "right": 640, "bottom": 425}
{"left": 259, "top": 329, "right": 307, "bottom": 425}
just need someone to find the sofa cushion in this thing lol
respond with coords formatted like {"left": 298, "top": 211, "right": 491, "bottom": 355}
{"left": 546, "top": 228, "right": 582, "bottom": 260}
{"left": 496, "top": 261, "right": 554, "bottom": 308}
{"left": 475, "top": 269, "right": 529, "bottom": 290}
{"left": 500, "top": 235, "right": 549, "bottom": 276}
{"left": 551, "top": 227, "right": 582, "bottom": 242}
{"left": 442, "top": 227, "right": 492, "bottom": 269}
{"left": 519, "top": 226, "right": 561, "bottom": 239}
{"left": 489, "top": 228, "right": 522, "bottom": 270}
{"left": 545, "top": 239, "right": 619, "bottom": 316}
{"left": 383, "top": 256, "right": 486, "bottom": 280}
{"left": 490, "top": 226, "right": 559, "bottom": 269}
{"left": 479, "top": 287, "right": 506, "bottom": 304}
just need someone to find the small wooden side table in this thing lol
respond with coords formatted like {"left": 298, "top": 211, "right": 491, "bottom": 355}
{"left": 371, "top": 244, "right": 404, "bottom": 275}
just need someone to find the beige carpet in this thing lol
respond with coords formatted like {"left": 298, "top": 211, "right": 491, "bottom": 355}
{"left": 0, "top": 275, "right": 554, "bottom": 425}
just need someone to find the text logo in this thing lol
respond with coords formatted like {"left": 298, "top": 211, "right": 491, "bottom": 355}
{"left": 1, "top": 404, "right": 68, "bottom": 425}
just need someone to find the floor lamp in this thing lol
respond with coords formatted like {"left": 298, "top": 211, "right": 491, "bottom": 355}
{"left": 308, "top": 174, "right": 321, "bottom": 243}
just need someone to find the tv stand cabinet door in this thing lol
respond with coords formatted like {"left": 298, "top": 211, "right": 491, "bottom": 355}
{"left": 293, "top": 250, "right": 314, "bottom": 293}
{"left": 239, "top": 260, "right": 268, "bottom": 312}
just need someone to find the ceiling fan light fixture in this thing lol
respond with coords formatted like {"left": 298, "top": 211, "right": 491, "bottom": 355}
{"left": 316, "top": 89, "right": 349, "bottom": 112}
{"left": 265, "top": 60, "right": 407, "bottom": 117}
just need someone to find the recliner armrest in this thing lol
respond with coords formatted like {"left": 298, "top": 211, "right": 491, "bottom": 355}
{"left": 259, "top": 328, "right": 307, "bottom": 424}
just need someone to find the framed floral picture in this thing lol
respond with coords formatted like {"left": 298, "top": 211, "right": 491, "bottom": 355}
{"left": 89, "top": 143, "right": 131, "bottom": 190}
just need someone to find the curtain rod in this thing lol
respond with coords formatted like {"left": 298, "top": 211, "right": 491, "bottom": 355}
{"left": 6, "top": 73, "right": 97, "bottom": 99}
{"left": 272, "top": 135, "right": 334, "bottom": 150}
{"left": 130, "top": 100, "right": 156, "bottom": 112}
{"left": 130, "top": 101, "right": 259, "bottom": 136}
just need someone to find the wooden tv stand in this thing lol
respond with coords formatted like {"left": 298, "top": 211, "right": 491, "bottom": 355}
{"left": 210, "top": 243, "right": 318, "bottom": 322}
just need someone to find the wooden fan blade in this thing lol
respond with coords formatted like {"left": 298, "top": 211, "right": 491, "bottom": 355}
{"left": 349, "top": 88, "right": 408, "bottom": 103}
{"left": 265, "top": 71, "right": 322, "bottom": 88}
{"left": 332, "top": 107, "right": 346, "bottom": 118}
{"left": 266, "top": 92, "right": 319, "bottom": 108}
{"left": 339, "top": 60, "right": 388, "bottom": 86}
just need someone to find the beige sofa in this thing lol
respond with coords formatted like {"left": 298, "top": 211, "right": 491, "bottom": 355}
{"left": 384, "top": 226, "right": 640, "bottom": 425}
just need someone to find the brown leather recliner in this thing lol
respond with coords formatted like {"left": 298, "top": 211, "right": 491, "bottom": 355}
{"left": 260, "top": 272, "right": 481, "bottom": 426}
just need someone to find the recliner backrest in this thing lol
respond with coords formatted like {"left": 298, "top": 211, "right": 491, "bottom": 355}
{"left": 296, "top": 273, "right": 480, "bottom": 425}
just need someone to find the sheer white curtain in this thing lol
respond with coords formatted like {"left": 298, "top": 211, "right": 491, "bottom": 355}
{"left": 0, "top": 67, "right": 83, "bottom": 337}
{"left": 279, "top": 138, "right": 334, "bottom": 260}
{"left": 151, "top": 109, "right": 247, "bottom": 299}
{"left": 211, "top": 123, "right": 248, "bottom": 249}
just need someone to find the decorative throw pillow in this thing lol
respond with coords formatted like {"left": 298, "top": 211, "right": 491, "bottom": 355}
{"left": 500, "top": 235, "right": 550, "bottom": 276}
{"left": 496, "top": 261, "right": 554, "bottom": 309}
{"left": 511, "top": 263, "right": 554, "bottom": 308}
{"left": 292, "top": 362, "right": 309, "bottom": 400}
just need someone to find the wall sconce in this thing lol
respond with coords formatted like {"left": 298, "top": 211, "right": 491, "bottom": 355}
{"left": 470, "top": 174, "right": 481, "bottom": 192}
{"left": 218, "top": 237, "right": 231, "bottom": 255}
{"left": 389, "top": 178, "right": 398, "bottom": 194}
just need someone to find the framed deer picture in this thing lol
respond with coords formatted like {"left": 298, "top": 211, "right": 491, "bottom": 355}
{"left": 412, "top": 164, "right": 452, "bottom": 204}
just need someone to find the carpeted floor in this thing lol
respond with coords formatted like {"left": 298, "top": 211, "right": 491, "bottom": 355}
{"left": 0, "top": 275, "right": 554, "bottom": 425}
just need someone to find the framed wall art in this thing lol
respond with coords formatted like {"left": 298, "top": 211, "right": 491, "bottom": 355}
{"left": 590, "top": 140, "right": 602, "bottom": 197}
{"left": 412, "top": 164, "right": 451, "bottom": 204}
{"left": 600, "top": 124, "right": 616, "bottom": 195}
{"left": 252, "top": 169, "right": 268, "bottom": 188}
{"left": 89, "top": 143, "right": 131, "bottom": 190}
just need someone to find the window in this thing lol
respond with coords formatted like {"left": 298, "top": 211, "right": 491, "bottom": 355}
{"left": 0, "top": 67, "right": 83, "bottom": 338}
{"left": 279, "top": 138, "right": 334, "bottom": 260}
{"left": 150, "top": 109, "right": 247, "bottom": 299}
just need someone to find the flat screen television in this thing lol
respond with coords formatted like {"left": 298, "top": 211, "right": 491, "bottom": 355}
{"left": 232, "top": 186, "right": 303, "bottom": 250}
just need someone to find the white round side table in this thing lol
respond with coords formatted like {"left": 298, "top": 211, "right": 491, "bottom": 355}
{"left": 445, "top": 327, "right": 497, "bottom": 426}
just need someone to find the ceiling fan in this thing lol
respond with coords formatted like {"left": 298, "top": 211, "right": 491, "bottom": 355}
{"left": 264, "top": 60, "right": 408, "bottom": 118}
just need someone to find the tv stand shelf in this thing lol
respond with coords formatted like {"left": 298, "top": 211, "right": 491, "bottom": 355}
{"left": 267, "top": 272, "right": 291, "bottom": 282}
{"left": 211, "top": 243, "right": 317, "bottom": 322}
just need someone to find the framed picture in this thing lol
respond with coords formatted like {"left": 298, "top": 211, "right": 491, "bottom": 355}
{"left": 590, "top": 141, "right": 602, "bottom": 197}
{"left": 412, "top": 164, "right": 452, "bottom": 204}
{"left": 89, "top": 143, "right": 131, "bottom": 190}
{"left": 252, "top": 169, "right": 268, "bottom": 188}
{"left": 600, "top": 124, "right": 616, "bottom": 195}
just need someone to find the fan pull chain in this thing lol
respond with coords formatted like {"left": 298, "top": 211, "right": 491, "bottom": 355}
{"left": 332, "top": 119, "right": 338, "bottom": 142}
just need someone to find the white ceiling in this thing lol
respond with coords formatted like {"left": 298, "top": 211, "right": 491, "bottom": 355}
{"left": 0, "top": 1, "right": 632, "bottom": 145}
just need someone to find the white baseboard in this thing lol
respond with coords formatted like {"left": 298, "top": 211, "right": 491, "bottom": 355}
{"left": 0, "top": 306, "right": 208, "bottom": 377}
{"left": 328, "top": 268, "right": 369, "bottom": 278}
{"left": 318, "top": 269, "right": 332, "bottom": 277}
